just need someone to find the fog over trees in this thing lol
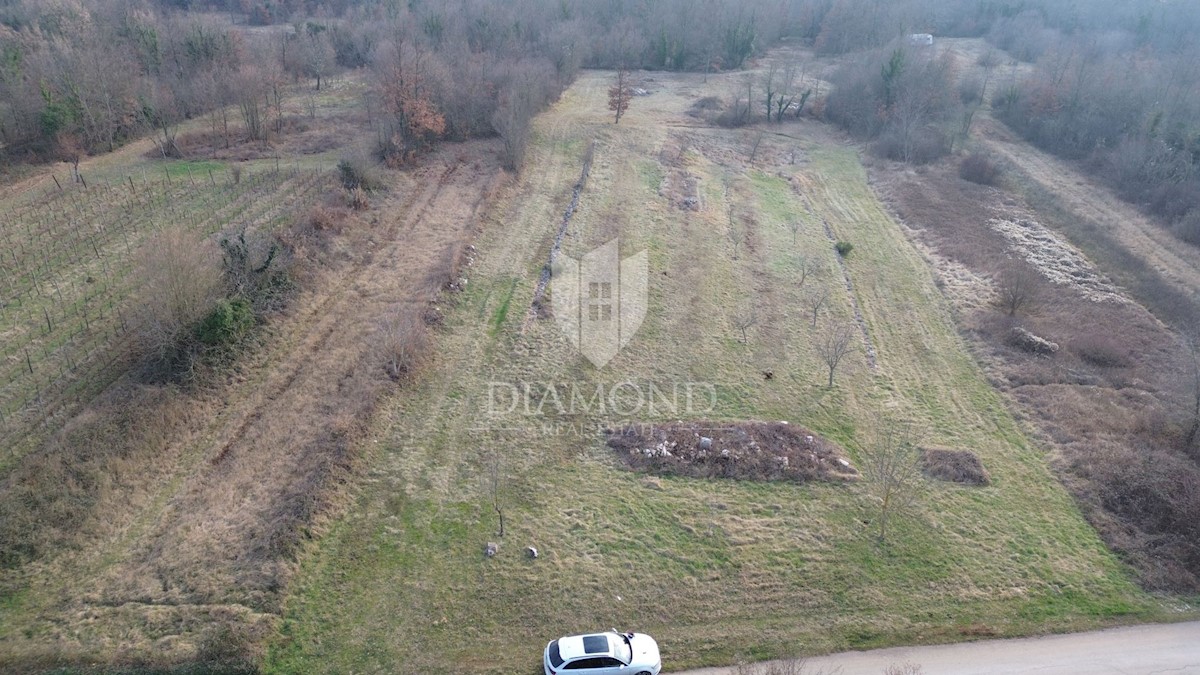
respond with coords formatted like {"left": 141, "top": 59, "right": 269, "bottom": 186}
{"left": 3, "top": 0, "right": 1199, "bottom": 202}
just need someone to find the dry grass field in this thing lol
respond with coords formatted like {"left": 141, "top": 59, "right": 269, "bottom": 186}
{"left": 0, "top": 78, "right": 508, "bottom": 671}
{"left": 265, "top": 69, "right": 1165, "bottom": 674}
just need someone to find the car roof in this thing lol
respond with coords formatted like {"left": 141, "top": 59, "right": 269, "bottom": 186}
{"left": 558, "top": 633, "right": 616, "bottom": 660}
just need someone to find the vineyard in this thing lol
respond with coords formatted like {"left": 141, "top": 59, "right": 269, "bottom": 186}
{"left": 0, "top": 162, "right": 333, "bottom": 465}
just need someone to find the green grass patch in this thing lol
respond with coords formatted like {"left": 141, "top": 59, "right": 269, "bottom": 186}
{"left": 489, "top": 278, "right": 519, "bottom": 337}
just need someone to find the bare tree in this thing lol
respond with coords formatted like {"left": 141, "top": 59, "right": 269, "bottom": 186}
{"left": 787, "top": 220, "right": 801, "bottom": 246}
{"left": 485, "top": 448, "right": 505, "bottom": 537}
{"left": 727, "top": 203, "right": 746, "bottom": 259}
{"left": 795, "top": 254, "right": 815, "bottom": 285}
{"left": 860, "top": 418, "right": 923, "bottom": 545}
{"left": 816, "top": 321, "right": 855, "bottom": 387}
{"left": 731, "top": 308, "right": 758, "bottom": 343}
{"left": 54, "top": 132, "right": 85, "bottom": 183}
{"left": 609, "top": 67, "right": 633, "bottom": 124}
{"left": 131, "top": 226, "right": 223, "bottom": 368}
{"left": 995, "top": 264, "right": 1040, "bottom": 316}
{"left": 748, "top": 129, "right": 766, "bottom": 163}
{"left": 805, "top": 286, "right": 829, "bottom": 326}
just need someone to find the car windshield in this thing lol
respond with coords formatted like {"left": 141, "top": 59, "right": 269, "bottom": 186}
{"left": 548, "top": 640, "right": 564, "bottom": 668}
{"left": 613, "top": 633, "right": 633, "bottom": 664}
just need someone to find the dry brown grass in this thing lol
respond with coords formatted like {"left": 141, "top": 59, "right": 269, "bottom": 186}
{"left": 0, "top": 384, "right": 198, "bottom": 569}
{"left": 872, "top": 151, "right": 1200, "bottom": 591}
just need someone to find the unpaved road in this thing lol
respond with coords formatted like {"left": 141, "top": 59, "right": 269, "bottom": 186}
{"left": 676, "top": 621, "right": 1200, "bottom": 674}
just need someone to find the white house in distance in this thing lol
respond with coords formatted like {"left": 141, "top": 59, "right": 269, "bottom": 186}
{"left": 908, "top": 33, "right": 934, "bottom": 46}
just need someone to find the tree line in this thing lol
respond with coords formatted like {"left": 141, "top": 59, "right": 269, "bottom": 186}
{"left": 4, "top": 0, "right": 1198, "bottom": 182}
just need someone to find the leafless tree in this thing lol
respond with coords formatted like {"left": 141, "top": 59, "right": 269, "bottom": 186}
{"left": 130, "top": 226, "right": 223, "bottom": 368}
{"left": 54, "top": 132, "right": 85, "bottom": 183}
{"left": 816, "top": 321, "right": 855, "bottom": 387}
{"left": 860, "top": 418, "right": 923, "bottom": 545}
{"left": 731, "top": 308, "right": 758, "bottom": 344}
{"left": 995, "top": 264, "right": 1040, "bottom": 316}
{"left": 805, "top": 286, "right": 829, "bottom": 326}
{"left": 787, "top": 220, "right": 801, "bottom": 246}
{"left": 748, "top": 129, "right": 766, "bottom": 163}
{"left": 795, "top": 254, "right": 815, "bottom": 285}
{"left": 727, "top": 203, "right": 746, "bottom": 259}
{"left": 481, "top": 448, "right": 505, "bottom": 537}
{"left": 609, "top": 67, "right": 633, "bottom": 124}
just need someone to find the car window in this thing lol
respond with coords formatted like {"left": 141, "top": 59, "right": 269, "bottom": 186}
{"left": 548, "top": 640, "right": 564, "bottom": 668}
{"left": 564, "top": 657, "right": 611, "bottom": 669}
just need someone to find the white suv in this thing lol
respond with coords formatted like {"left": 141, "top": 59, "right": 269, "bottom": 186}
{"left": 543, "top": 631, "right": 662, "bottom": 675}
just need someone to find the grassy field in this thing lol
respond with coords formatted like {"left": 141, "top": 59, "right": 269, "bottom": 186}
{"left": 266, "top": 70, "right": 1160, "bottom": 674}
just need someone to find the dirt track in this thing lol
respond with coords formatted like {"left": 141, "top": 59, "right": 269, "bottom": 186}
{"left": 676, "top": 620, "right": 1200, "bottom": 674}
{"left": 972, "top": 98, "right": 1200, "bottom": 309}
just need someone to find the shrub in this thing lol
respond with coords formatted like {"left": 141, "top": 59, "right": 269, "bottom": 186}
{"left": 337, "top": 153, "right": 385, "bottom": 191}
{"left": 959, "top": 151, "right": 1001, "bottom": 185}
{"left": 1071, "top": 333, "right": 1131, "bottom": 368}
{"left": 1172, "top": 210, "right": 1200, "bottom": 247}
{"left": 196, "top": 298, "right": 255, "bottom": 347}
{"left": 873, "top": 127, "right": 950, "bottom": 164}
{"left": 130, "top": 226, "right": 223, "bottom": 371}
{"left": 834, "top": 241, "right": 853, "bottom": 257}
{"left": 921, "top": 447, "right": 990, "bottom": 486}
{"left": 378, "top": 309, "right": 431, "bottom": 382}
{"left": 308, "top": 205, "right": 344, "bottom": 233}
{"left": 688, "top": 95, "right": 722, "bottom": 119}
{"left": 346, "top": 186, "right": 370, "bottom": 211}
{"left": 218, "top": 226, "right": 293, "bottom": 311}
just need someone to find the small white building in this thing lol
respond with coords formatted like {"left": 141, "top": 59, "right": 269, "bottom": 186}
{"left": 908, "top": 33, "right": 934, "bottom": 47}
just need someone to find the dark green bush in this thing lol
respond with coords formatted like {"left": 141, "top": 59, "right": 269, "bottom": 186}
{"left": 196, "top": 298, "right": 255, "bottom": 347}
{"left": 835, "top": 241, "right": 854, "bottom": 257}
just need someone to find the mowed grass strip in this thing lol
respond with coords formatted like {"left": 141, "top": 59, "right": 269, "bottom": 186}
{"left": 267, "top": 71, "right": 1154, "bottom": 675}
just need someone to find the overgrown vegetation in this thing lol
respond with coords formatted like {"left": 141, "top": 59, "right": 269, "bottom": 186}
{"left": 825, "top": 45, "right": 959, "bottom": 164}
